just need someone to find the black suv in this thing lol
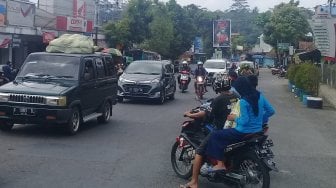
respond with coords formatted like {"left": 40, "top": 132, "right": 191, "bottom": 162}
{"left": 117, "top": 60, "right": 176, "bottom": 104}
{"left": 0, "top": 52, "right": 118, "bottom": 134}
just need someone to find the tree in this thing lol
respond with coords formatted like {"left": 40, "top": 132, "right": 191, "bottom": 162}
{"left": 104, "top": 18, "right": 131, "bottom": 49}
{"left": 230, "top": 0, "right": 249, "bottom": 11}
{"left": 262, "top": 0, "right": 310, "bottom": 48}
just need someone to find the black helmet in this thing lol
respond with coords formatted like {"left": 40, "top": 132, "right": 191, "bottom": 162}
{"left": 214, "top": 76, "right": 231, "bottom": 93}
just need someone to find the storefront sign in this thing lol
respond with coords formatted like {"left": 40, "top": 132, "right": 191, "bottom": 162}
{"left": 11, "top": 34, "right": 21, "bottom": 48}
{"left": 7, "top": 0, "right": 35, "bottom": 27}
{"left": 0, "top": 0, "right": 6, "bottom": 26}
{"left": 56, "top": 16, "right": 93, "bottom": 32}
{"left": 67, "top": 17, "right": 86, "bottom": 32}
{"left": 42, "top": 32, "right": 56, "bottom": 44}
{"left": 0, "top": 34, "right": 12, "bottom": 48}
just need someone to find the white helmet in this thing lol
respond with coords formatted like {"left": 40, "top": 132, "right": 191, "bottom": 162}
{"left": 197, "top": 61, "right": 203, "bottom": 65}
{"left": 182, "top": 61, "right": 188, "bottom": 65}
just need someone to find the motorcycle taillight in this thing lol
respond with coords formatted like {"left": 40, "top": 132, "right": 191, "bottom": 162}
{"left": 178, "top": 137, "right": 188, "bottom": 147}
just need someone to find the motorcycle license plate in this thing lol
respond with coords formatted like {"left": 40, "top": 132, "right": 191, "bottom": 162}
{"left": 13, "top": 107, "right": 36, "bottom": 116}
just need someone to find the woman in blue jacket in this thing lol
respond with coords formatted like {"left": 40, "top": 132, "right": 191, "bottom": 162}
{"left": 205, "top": 76, "right": 275, "bottom": 171}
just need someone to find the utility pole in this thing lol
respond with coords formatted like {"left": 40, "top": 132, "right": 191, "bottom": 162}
{"left": 94, "top": 0, "right": 99, "bottom": 46}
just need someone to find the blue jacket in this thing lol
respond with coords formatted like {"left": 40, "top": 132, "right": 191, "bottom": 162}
{"left": 234, "top": 94, "right": 275, "bottom": 133}
{"left": 194, "top": 67, "right": 207, "bottom": 77}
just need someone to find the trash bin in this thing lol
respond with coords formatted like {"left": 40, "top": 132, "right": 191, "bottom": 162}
{"left": 307, "top": 97, "right": 323, "bottom": 109}
{"left": 302, "top": 94, "right": 311, "bottom": 106}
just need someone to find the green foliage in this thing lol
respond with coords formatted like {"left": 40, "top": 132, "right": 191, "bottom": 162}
{"left": 287, "top": 64, "right": 299, "bottom": 83}
{"left": 262, "top": 0, "right": 311, "bottom": 48}
{"left": 103, "top": 0, "right": 313, "bottom": 60}
{"left": 293, "top": 63, "right": 321, "bottom": 96}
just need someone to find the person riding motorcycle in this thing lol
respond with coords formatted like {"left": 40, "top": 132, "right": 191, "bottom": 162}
{"left": 204, "top": 76, "right": 275, "bottom": 173}
{"left": 181, "top": 78, "right": 239, "bottom": 188}
{"left": 194, "top": 61, "right": 208, "bottom": 92}
{"left": 177, "top": 61, "right": 191, "bottom": 86}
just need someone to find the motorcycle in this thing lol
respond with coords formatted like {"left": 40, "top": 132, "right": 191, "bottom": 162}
{"left": 171, "top": 101, "right": 277, "bottom": 188}
{"left": 278, "top": 67, "right": 287, "bottom": 78}
{"left": 195, "top": 76, "right": 205, "bottom": 99}
{"left": 271, "top": 66, "right": 282, "bottom": 75}
{"left": 212, "top": 72, "right": 227, "bottom": 93}
{"left": 179, "top": 70, "right": 190, "bottom": 93}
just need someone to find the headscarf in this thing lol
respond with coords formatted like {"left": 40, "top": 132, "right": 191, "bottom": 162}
{"left": 233, "top": 76, "right": 260, "bottom": 116}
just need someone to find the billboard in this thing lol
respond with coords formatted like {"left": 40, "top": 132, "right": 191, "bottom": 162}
{"left": 194, "top": 37, "right": 203, "bottom": 53}
{"left": 309, "top": 18, "right": 336, "bottom": 57}
{"left": 0, "top": 0, "right": 6, "bottom": 26}
{"left": 213, "top": 20, "right": 231, "bottom": 48}
{"left": 56, "top": 16, "right": 93, "bottom": 32}
{"left": 73, "top": 0, "right": 86, "bottom": 18}
{"left": 7, "top": 0, "right": 35, "bottom": 27}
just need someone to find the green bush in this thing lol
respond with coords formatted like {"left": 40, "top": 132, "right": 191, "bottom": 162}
{"left": 287, "top": 64, "right": 299, "bottom": 83}
{"left": 294, "top": 63, "right": 321, "bottom": 96}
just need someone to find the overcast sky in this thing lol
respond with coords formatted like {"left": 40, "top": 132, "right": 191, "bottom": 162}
{"left": 30, "top": 0, "right": 326, "bottom": 12}
{"left": 161, "top": 0, "right": 326, "bottom": 12}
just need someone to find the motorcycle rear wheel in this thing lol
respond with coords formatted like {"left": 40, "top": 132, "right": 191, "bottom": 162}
{"left": 171, "top": 142, "right": 193, "bottom": 179}
{"left": 236, "top": 152, "right": 270, "bottom": 188}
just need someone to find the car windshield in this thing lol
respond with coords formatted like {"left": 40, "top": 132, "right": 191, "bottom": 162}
{"left": 125, "top": 62, "right": 162, "bottom": 75}
{"left": 204, "top": 61, "right": 226, "bottom": 69}
{"left": 17, "top": 54, "right": 80, "bottom": 80}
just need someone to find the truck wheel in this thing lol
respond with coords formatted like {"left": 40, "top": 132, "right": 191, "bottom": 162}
{"left": 98, "top": 101, "right": 112, "bottom": 123}
{"left": 0, "top": 121, "right": 14, "bottom": 131}
{"left": 66, "top": 107, "right": 81, "bottom": 135}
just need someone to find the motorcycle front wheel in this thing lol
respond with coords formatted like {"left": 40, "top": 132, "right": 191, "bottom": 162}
{"left": 236, "top": 152, "right": 270, "bottom": 188}
{"left": 171, "top": 141, "right": 194, "bottom": 179}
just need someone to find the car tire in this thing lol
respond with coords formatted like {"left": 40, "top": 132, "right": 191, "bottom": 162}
{"left": 98, "top": 101, "right": 112, "bottom": 124}
{"left": 65, "top": 107, "right": 81, "bottom": 135}
{"left": 0, "top": 121, "right": 14, "bottom": 131}
{"left": 157, "top": 90, "right": 165, "bottom": 104}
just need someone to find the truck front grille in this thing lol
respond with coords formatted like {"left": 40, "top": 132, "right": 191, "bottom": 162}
{"left": 9, "top": 94, "right": 46, "bottom": 104}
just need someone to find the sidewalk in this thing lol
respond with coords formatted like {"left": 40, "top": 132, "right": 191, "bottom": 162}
{"left": 319, "top": 84, "right": 336, "bottom": 109}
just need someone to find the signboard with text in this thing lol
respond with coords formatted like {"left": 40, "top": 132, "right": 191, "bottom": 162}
{"left": 0, "top": 0, "right": 6, "bottom": 26}
{"left": 213, "top": 20, "right": 231, "bottom": 48}
{"left": 7, "top": 0, "right": 35, "bottom": 27}
{"left": 67, "top": 17, "right": 87, "bottom": 32}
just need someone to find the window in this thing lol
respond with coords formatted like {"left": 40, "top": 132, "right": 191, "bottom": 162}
{"left": 83, "top": 58, "right": 95, "bottom": 81}
{"left": 95, "top": 58, "right": 106, "bottom": 78}
{"left": 104, "top": 56, "right": 117, "bottom": 76}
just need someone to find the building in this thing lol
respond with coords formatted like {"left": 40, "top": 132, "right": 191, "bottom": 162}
{"left": 0, "top": 0, "right": 127, "bottom": 67}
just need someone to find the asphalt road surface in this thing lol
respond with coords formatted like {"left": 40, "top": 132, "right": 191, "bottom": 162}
{"left": 0, "top": 69, "right": 335, "bottom": 188}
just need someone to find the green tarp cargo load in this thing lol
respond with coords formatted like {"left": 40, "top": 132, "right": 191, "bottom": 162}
{"left": 46, "top": 34, "right": 95, "bottom": 54}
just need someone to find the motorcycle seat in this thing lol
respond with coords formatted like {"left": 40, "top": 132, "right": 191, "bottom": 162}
{"left": 224, "top": 134, "right": 266, "bottom": 152}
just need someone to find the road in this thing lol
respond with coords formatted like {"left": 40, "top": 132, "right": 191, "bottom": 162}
{"left": 0, "top": 69, "right": 336, "bottom": 188}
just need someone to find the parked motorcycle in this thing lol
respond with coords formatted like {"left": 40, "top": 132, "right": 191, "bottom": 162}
{"left": 278, "top": 67, "right": 287, "bottom": 78}
{"left": 171, "top": 102, "right": 277, "bottom": 188}
{"left": 195, "top": 76, "right": 205, "bottom": 99}
{"left": 179, "top": 70, "right": 190, "bottom": 93}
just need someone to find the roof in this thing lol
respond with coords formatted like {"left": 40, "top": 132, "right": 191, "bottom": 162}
{"left": 205, "top": 59, "right": 227, "bottom": 63}
{"left": 30, "top": 52, "right": 101, "bottom": 57}
{"left": 132, "top": 60, "right": 164, "bottom": 64}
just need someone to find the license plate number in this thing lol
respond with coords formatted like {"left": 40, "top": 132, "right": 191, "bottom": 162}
{"left": 13, "top": 107, "right": 36, "bottom": 116}
{"left": 131, "top": 87, "right": 143, "bottom": 93}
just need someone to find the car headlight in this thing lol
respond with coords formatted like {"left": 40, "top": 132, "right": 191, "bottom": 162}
{"left": 45, "top": 96, "right": 67, "bottom": 106}
{"left": 0, "top": 93, "right": 10, "bottom": 102}
{"left": 119, "top": 77, "right": 135, "bottom": 83}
